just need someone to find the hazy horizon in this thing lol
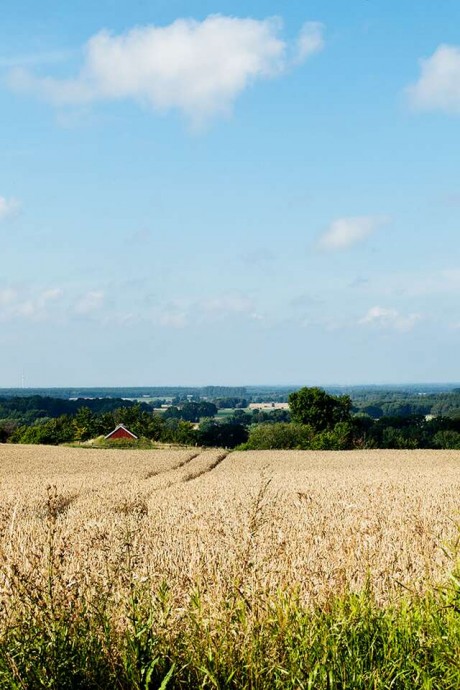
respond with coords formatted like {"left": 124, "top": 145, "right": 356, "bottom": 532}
{"left": 1, "top": 381, "right": 459, "bottom": 392}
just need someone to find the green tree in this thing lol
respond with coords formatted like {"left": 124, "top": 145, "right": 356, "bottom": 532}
{"left": 288, "top": 387, "right": 352, "bottom": 432}
{"left": 10, "top": 415, "right": 76, "bottom": 445}
{"left": 74, "top": 406, "right": 95, "bottom": 441}
{"left": 163, "top": 402, "right": 217, "bottom": 423}
{"left": 197, "top": 420, "right": 248, "bottom": 448}
{"left": 162, "top": 418, "right": 196, "bottom": 445}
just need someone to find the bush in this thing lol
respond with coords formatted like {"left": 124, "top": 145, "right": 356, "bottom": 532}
{"left": 433, "top": 430, "right": 460, "bottom": 449}
{"left": 242, "top": 422, "right": 314, "bottom": 450}
{"left": 310, "top": 422, "right": 354, "bottom": 450}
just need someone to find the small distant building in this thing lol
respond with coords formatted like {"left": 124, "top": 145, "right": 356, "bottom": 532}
{"left": 104, "top": 424, "right": 138, "bottom": 441}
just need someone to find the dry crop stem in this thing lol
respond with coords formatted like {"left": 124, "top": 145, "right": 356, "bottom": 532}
{"left": 0, "top": 444, "right": 460, "bottom": 635}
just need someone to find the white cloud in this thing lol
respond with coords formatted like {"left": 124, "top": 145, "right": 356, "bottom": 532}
{"left": 148, "top": 292, "right": 261, "bottom": 328}
{"left": 0, "top": 196, "right": 20, "bottom": 222}
{"left": 74, "top": 290, "right": 104, "bottom": 315}
{"left": 201, "top": 293, "right": 254, "bottom": 314}
{"left": 0, "top": 286, "right": 63, "bottom": 322}
{"left": 359, "top": 306, "right": 421, "bottom": 332}
{"left": 40, "top": 288, "right": 63, "bottom": 302}
{"left": 408, "top": 44, "right": 460, "bottom": 113}
{"left": 317, "top": 216, "right": 387, "bottom": 252}
{"left": 9, "top": 16, "right": 324, "bottom": 124}
{"left": 294, "top": 22, "right": 325, "bottom": 64}
{"left": 158, "top": 311, "right": 188, "bottom": 329}
{"left": 0, "top": 288, "right": 18, "bottom": 307}
{"left": 201, "top": 293, "right": 264, "bottom": 321}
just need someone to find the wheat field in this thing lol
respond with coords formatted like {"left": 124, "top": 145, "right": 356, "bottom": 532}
{"left": 1, "top": 444, "right": 460, "bottom": 687}
{"left": 1, "top": 444, "right": 459, "bottom": 612}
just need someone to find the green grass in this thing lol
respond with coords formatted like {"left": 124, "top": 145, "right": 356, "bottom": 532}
{"left": 1, "top": 570, "right": 460, "bottom": 689}
{"left": 215, "top": 408, "right": 236, "bottom": 418}
{"left": 66, "top": 436, "right": 161, "bottom": 450}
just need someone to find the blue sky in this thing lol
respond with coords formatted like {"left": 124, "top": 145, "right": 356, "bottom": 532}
{"left": 1, "top": 1, "right": 460, "bottom": 386}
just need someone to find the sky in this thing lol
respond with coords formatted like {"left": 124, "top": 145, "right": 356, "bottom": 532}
{"left": 1, "top": 0, "right": 460, "bottom": 387}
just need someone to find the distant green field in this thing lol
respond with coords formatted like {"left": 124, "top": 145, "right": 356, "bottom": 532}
{"left": 215, "top": 408, "right": 237, "bottom": 418}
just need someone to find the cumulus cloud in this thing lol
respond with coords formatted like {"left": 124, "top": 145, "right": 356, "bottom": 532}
{"left": 0, "top": 196, "right": 20, "bottom": 222}
{"left": 359, "top": 306, "right": 421, "bottom": 332}
{"left": 407, "top": 44, "right": 460, "bottom": 113}
{"left": 317, "top": 216, "right": 387, "bottom": 252}
{"left": 8, "top": 16, "right": 324, "bottom": 124}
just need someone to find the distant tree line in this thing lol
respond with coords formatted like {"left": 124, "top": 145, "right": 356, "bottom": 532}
{"left": 239, "top": 388, "right": 460, "bottom": 450}
{"left": 351, "top": 389, "right": 460, "bottom": 419}
{"left": 163, "top": 402, "right": 218, "bottom": 422}
{"left": 0, "top": 395, "right": 149, "bottom": 420}
{"left": 2, "top": 404, "right": 248, "bottom": 448}
{"left": 1, "top": 388, "right": 460, "bottom": 450}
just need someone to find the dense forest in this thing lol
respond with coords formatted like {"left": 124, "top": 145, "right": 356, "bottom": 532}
{"left": 1, "top": 387, "right": 460, "bottom": 449}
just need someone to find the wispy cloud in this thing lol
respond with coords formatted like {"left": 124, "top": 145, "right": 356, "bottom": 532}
{"left": 8, "top": 16, "right": 324, "bottom": 125}
{"left": 348, "top": 276, "right": 370, "bottom": 289}
{"left": 0, "top": 196, "right": 20, "bottom": 222}
{"left": 158, "top": 311, "right": 188, "bottom": 329}
{"left": 317, "top": 216, "right": 387, "bottom": 252}
{"left": 407, "top": 44, "right": 460, "bottom": 113}
{"left": 0, "top": 288, "right": 18, "bottom": 308}
{"left": 293, "top": 22, "right": 324, "bottom": 64}
{"left": 147, "top": 292, "right": 262, "bottom": 329}
{"left": 0, "top": 50, "right": 74, "bottom": 69}
{"left": 375, "top": 268, "right": 460, "bottom": 298}
{"left": 0, "top": 286, "right": 63, "bottom": 322}
{"left": 359, "top": 306, "right": 421, "bottom": 332}
{"left": 201, "top": 293, "right": 255, "bottom": 315}
{"left": 239, "top": 247, "right": 275, "bottom": 268}
{"left": 289, "top": 293, "right": 323, "bottom": 308}
{"left": 74, "top": 290, "right": 105, "bottom": 315}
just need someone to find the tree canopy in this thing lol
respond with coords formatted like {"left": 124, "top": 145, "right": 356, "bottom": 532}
{"left": 288, "top": 387, "right": 352, "bottom": 432}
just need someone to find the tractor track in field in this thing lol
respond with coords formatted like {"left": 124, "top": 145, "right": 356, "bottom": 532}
{"left": 181, "top": 451, "right": 231, "bottom": 483}
{"left": 147, "top": 449, "right": 231, "bottom": 493}
{"left": 144, "top": 451, "right": 201, "bottom": 479}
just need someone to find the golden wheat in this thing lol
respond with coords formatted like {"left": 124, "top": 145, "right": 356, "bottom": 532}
{"left": 0, "top": 444, "right": 459, "bottom": 630}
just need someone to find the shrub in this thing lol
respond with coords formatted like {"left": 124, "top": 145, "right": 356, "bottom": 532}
{"left": 242, "top": 422, "right": 314, "bottom": 450}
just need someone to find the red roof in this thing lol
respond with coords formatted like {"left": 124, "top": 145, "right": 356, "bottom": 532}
{"left": 104, "top": 424, "right": 138, "bottom": 440}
